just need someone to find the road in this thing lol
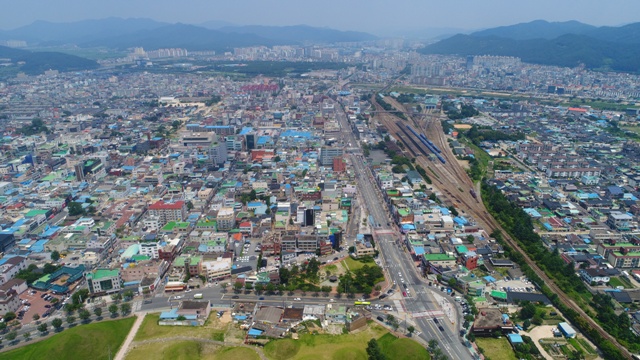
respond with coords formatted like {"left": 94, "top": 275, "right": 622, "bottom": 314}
{"left": 351, "top": 154, "right": 472, "bottom": 360}
{"left": 330, "top": 96, "right": 473, "bottom": 360}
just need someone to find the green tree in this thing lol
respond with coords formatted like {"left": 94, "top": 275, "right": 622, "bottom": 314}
{"left": 523, "top": 319, "right": 531, "bottom": 330}
{"left": 123, "top": 290, "right": 134, "bottom": 300}
{"left": 94, "top": 307, "right": 103, "bottom": 318}
{"left": 37, "top": 323, "right": 48, "bottom": 334}
{"left": 0, "top": 321, "right": 6, "bottom": 333}
{"left": 3, "top": 312, "right": 16, "bottom": 322}
{"left": 5, "top": 331, "right": 17, "bottom": 343}
{"left": 266, "top": 283, "right": 276, "bottom": 294}
{"left": 52, "top": 318, "right": 63, "bottom": 331}
{"left": 66, "top": 315, "right": 76, "bottom": 326}
{"left": 186, "top": 201, "right": 194, "bottom": 210}
{"left": 23, "top": 331, "right": 31, "bottom": 340}
{"left": 108, "top": 304, "right": 119, "bottom": 317}
{"left": 245, "top": 282, "right": 253, "bottom": 291}
{"left": 233, "top": 281, "right": 243, "bottom": 292}
{"left": 407, "top": 325, "right": 415, "bottom": 336}
{"left": 79, "top": 309, "right": 91, "bottom": 322}
{"left": 68, "top": 202, "right": 85, "bottom": 216}
{"left": 254, "top": 283, "right": 265, "bottom": 294}
{"left": 519, "top": 302, "right": 536, "bottom": 319}
{"left": 51, "top": 250, "right": 60, "bottom": 262}
{"left": 386, "top": 314, "right": 395, "bottom": 323}
{"left": 32, "top": 313, "right": 40, "bottom": 323}
{"left": 120, "top": 303, "right": 131, "bottom": 315}
{"left": 176, "top": 315, "right": 186, "bottom": 321}
{"left": 366, "top": 338, "right": 387, "bottom": 360}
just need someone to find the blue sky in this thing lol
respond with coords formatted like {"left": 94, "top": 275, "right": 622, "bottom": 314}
{"left": 2, "top": 0, "right": 639, "bottom": 34}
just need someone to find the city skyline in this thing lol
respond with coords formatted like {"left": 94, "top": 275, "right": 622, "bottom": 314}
{"left": 1, "top": 0, "right": 639, "bottom": 35}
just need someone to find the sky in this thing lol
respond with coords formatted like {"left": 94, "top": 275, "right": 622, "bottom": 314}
{"left": 2, "top": 0, "right": 640, "bottom": 35}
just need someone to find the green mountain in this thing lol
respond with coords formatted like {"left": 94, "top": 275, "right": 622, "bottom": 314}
{"left": 420, "top": 21, "right": 640, "bottom": 73}
{"left": 217, "top": 25, "right": 377, "bottom": 43}
{"left": 472, "top": 20, "right": 596, "bottom": 40}
{"left": 0, "top": 45, "right": 99, "bottom": 74}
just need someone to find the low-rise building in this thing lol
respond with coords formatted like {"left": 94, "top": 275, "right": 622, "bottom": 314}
{"left": 86, "top": 268, "right": 123, "bottom": 295}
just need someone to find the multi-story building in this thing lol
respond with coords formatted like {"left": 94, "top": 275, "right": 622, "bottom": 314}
{"left": 147, "top": 200, "right": 186, "bottom": 226}
{"left": 0, "top": 256, "right": 27, "bottom": 286}
{"left": 319, "top": 147, "right": 343, "bottom": 166}
{"left": 200, "top": 257, "right": 232, "bottom": 281}
{"left": 86, "top": 269, "right": 123, "bottom": 295}
{"left": 216, "top": 207, "right": 235, "bottom": 231}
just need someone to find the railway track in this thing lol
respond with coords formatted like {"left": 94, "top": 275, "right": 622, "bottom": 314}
{"left": 370, "top": 95, "right": 633, "bottom": 359}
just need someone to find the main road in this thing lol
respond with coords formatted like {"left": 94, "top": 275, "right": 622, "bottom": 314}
{"left": 330, "top": 96, "right": 473, "bottom": 360}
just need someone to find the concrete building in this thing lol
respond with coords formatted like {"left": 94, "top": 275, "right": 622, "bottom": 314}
{"left": 216, "top": 207, "right": 235, "bottom": 231}
{"left": 200, "top": 257, "right": 232, "bottom": 281}
{"left": 320, "top": 147, "right": 344, "bottom": 166}
{"left": 86, "top": 268, "right": 123, "bottom": 295}
{"left": 148, "top": 200, "right": 187, "bottom": 226}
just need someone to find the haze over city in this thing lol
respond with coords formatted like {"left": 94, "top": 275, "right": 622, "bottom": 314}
{"left": 1, "top": 0, "right": 640, "bottom": 35}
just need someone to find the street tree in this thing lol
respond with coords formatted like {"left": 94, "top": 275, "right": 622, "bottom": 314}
{"left": 120, "top": 303, "right": 131, "bottom": 315}
{"left": 108, "top": 304, "right": 119, "bottom": 317}
{"left": 94, "top": 307, "right": 103, "bottom": 318}
{"left": 407, "top": 325, "right": 415, "bottom": 336}
{"left": 66, "top": 315, "right": 76, "bottom": 325}
{"left": 37, "top": 323, "right": 48, "bottom": 334}
{"left": 52, "top": 318, "right": 63, "bottom": 331}
{"left": 79, "top": 309, "right": 91, "bottom": 322}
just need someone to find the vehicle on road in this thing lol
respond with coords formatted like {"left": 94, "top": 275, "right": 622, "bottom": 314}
{"left": 232, "top": 295, "right": 239, "bottom": 299}
{"left": 259, "top": 297, "right": 265, "bottom": 300}
{"left": 438, "top": 325, "right": 445, "bottom": 332}
{"left": 294, "top": 297, "right": 301, "bottom": 301}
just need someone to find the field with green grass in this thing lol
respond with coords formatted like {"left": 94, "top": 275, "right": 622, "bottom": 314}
{"left": 0, "top": 317, "right": 135, "bottom": 360}
{"left": 264, "top": 323, "right": 425, "bottom": 360}
{"left": 475, "top": 337, "right": 517, "bottom": 360}
{"left": 134, "top": 313, "right": 228, "bottom": 341}
{"left": 608, "top": 276, "right": 633, "bottom": 289}
{"left": 377, "top": 333, "right": 430, "bottom": 360}
{"left": 126, "top": 341, "right": 260, "bottom": 360}
{"left": 341, "top": 257, "right": 374, "bottom": 272}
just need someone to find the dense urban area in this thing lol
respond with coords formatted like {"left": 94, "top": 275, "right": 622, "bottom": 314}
{"left": 0, "top": 35, "right": 640, "bottom": 360}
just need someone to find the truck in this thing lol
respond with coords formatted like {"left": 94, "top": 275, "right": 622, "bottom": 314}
{"left": 193, "top": 293, "right": 203, "bottom": 299}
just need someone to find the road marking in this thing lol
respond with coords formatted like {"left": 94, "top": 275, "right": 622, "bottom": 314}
{"left": 412, "top": 310, "right": 445, "bottom": 318}
{"left": 394, "top": 300, "right": 405, "bottom": 312}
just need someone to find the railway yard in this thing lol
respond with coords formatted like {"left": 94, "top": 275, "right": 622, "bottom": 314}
{"left": 370, "top": 93, "right": 634, "bottom": 359}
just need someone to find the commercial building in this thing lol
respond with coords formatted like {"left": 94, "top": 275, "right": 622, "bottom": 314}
{"left": 200, "top": 257, "right": 232, "bottom": 281}
{"left": 320, "top": 147, "right": 343, "bottom": 166}
{"left": 86, "top": 268, "right": 123, "bottom": 295}
{"left": 148, "top": 200, "right": 187, "bottom": 226}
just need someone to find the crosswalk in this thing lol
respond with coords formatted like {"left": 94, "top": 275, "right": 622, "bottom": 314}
{"left": 394, "top": 300, "right": 405, "bottom": 313}
{"left": 132, "top": 300, "right": 142, "bottom": 313}
{"left": 412, "top": 309, "right": 444, "bottom": 318}
{"left": 375, "top": 229, "right": 396, "bottom": 235}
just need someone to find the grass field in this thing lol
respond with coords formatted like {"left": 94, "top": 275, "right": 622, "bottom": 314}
{"left": 608, "top": 276, "right": 633, "bottom": 289}
{"left": 134, "top": 313, "right": 227, "bottom": 341}
{"left": 475, "top": 337, "right": 517, "bottom": 360}
{"left": 377, "top": 333, "right": 430, "bottom": 360}
{"left": 264, "top": 323, "right": 404, "bottom": 360}
{"left": 0, "top": 317, "right": 135, "bottom": 360}
{"left": 126, "top": 341, "right": 260, "bottom": 360}
{"left": 341, "top": 257, "right": 376, "bottom": 272}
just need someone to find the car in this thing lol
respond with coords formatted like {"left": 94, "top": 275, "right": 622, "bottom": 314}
{"left": 402, "top": 291, "right": 407, "bottom": 297}
{"left": 333, "top": 257, "right": 339, "bottom": 261}
{"left": 330, "top": 299, "right": 335, "bottom": 302}
{"left": 433, "top": 318, "right": 439, "bottom": 324}
{"left": 45, "top": 304, "right": 51, "bottom": 308}
{"left": 377, "top": 316, "right": 384, "bottom": 322}
{"left": 232, "top": 295, "right": 240, "bottom": 299}
{"left": 294, "top": 298, "right": 301, "bottom": 301}
{"left": 378, "top": 294, "right": 387, "bottom": 299}
{"left": 387, "top": 289, "right": 394, "bottom": 295}
{"left": 402, "top": 283, "right": 407, "bottom": 288}
{"left": 438, "top": 326, "right": 445, "bottom": 332}
{"left": 259, "top": 297, "right": 264, "bottom": 300}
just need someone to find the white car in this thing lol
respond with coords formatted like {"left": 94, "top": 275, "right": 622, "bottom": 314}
{"left": 294, "top": 298, "right": 301, "bottom": 301}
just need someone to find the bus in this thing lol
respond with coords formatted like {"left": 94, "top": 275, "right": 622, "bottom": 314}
{"left": 354, "top": 301, "right": 371, "bottom": 306}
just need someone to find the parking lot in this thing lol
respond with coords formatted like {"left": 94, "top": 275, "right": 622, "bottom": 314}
{"left": 18, "top": 289, "right": 62, "bottom": 324}
{"left": 492, "top": 278, "right": 536, "bottom": 293}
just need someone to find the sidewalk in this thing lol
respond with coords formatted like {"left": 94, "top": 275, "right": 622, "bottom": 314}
{"left": 113, "top": 312, "right": 146, "bottom": 360}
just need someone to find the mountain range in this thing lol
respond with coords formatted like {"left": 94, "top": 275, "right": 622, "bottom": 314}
{"left": 420, "top": 20, "right": 640, "bottom": 72}
{"left": 0, "top": 45, "right": 99, "bottom": 75}
{"left": 0, "top": 18, "right": 377, "bottom": 51}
